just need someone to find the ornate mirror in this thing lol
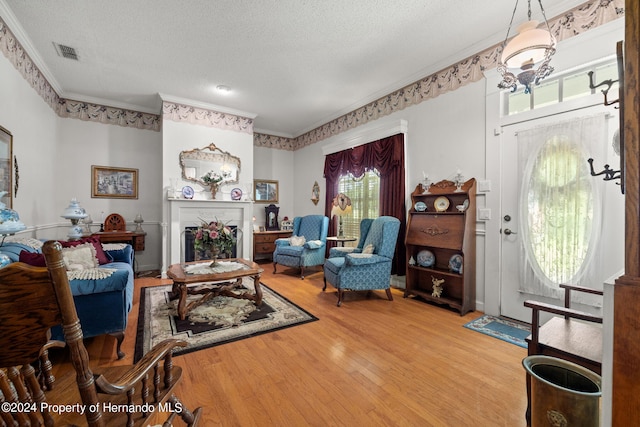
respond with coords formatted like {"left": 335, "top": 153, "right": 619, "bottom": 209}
{"left": 0, "top": 126, "right": 13, "bottom": 209}
{"left": 179, "top": 143, "right": 241, "bottom": 186}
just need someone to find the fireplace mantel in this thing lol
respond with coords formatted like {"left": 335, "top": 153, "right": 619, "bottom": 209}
{"left": 163, "top": 198, "right": 253, "bottom": 272}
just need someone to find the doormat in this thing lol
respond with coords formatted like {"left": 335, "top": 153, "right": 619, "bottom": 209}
{"left": 463, "top": 315, "right": 531, "bottom": 348}
{"left": 134, "top": 279, "right": 318, "bottom": 362}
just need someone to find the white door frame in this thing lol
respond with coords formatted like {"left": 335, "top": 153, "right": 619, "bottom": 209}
{"left": 482, "top": 16, "right": 623, "bottom": 317}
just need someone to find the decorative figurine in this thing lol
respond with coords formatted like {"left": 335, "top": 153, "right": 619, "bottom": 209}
{"left": 431, "top": 276, "right": 445, "bottom": 298}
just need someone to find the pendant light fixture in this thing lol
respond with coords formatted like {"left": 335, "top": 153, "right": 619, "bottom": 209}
{"left": 497, "top": 0, "right": 556, "bottom": 94}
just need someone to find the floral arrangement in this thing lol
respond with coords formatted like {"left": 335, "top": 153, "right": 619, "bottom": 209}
{"left": 193, "top": 218, "right": 236, "bottom": 257}
{"left": 201, "top": 171, "right": 225, "bottom": 186}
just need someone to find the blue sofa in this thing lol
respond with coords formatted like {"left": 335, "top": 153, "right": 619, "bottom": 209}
{"left": 0, "top": 240, "right": 134, "bottom": 359}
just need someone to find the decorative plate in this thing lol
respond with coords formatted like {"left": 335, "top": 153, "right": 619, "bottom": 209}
{"left": 230, "top": 187, "right": 243, "bottom": 201}
{"left": 416, "top": 249, "right": 435, "bottom": 268}
{"left": 181, "top": 185, "right": 194, "bottom": 199}
{"left": 414, "top": 201, "right": 427, "bottom": 212}
{"left": 434, "top": 196, "right": 450, "bottom": 212}
{"left": 456, "top": 199, "right": 470, "bottom": 212}
{"left": 449, "top": 254, "right": 463, "bottom": 274}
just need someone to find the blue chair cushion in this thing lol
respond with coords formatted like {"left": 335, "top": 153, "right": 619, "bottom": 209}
{"left": 345, "top": 253, "right": 384, "bottom": 266}
{"left": 277, "top": 245, "right": 305, "bottom": 257}
{"left": 324, "top": 257, "right": 345, "bottom": 275}
{"left": 69, "top": 263, "right": 131, "bottom": 297}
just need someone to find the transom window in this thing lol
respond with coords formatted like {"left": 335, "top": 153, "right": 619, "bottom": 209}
{"left": 337, "top": 170, "right": 380, "bottom": 246}
{"left": 504, "top": 59, "right": 618, "bottom": 116}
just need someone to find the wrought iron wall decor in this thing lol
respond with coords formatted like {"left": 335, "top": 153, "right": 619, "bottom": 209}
{"left": 587, "top": 41, "right": 624, "bottom": 194}
{"left": 13, "top": 156, "right": 18, "bottom": 198}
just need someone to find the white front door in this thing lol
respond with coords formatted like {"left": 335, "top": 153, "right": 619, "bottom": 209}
{"left": 499, "top": 106, "right": 623, "bottom": 322}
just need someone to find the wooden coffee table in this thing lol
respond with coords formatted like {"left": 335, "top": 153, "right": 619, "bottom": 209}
{"left": 166, "top": 258, "right": 264, "bottom": 321}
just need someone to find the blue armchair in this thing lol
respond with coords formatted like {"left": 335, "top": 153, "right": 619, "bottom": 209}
{"left": 323, "top": 216, "right": 401, "bottom": 306}
{"left": 273, "top": 215, "right": 329, "bottom": 279}
{"left": 328, "top": 218, "right": 373, "bottom": 258}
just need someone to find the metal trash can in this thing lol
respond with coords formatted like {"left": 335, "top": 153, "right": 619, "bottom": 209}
{"left": 523, "top": 355, "right": 601, "bottom": 427}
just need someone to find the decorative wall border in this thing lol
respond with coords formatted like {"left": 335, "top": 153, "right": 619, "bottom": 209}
{"left": 57, "top": 99, "right": 160, "bottom": 130}
{"left": 255, "top": 0, "right": 624, "bottom": 151}
{"left": 0, "top": 17, "right": 59, "bottom": 111}
{"left": 162, "top": 101, "right": 253, "bottom": 134}
{"left": 253, "top": 133, "right": 296, "bottom": 151}
{"left": 0, "top": 16, "right": 161, "bottom": 131}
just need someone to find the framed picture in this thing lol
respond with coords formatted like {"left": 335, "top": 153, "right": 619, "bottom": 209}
{"left": 253, "top": 179, "right": 278, "bottom": 203}
{"left": 0, "top": 126, "right": 12, "bottom": 208}
{"left": 92, "top": 165, "right": 138, "bottom": 199}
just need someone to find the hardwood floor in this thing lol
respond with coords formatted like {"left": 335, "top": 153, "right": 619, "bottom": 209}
{"left": 56, "top": 261, "right": 528, "bottom": 426}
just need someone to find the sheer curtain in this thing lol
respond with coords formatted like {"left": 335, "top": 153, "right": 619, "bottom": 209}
{"left": 517, "top": 114, "right": 607, "bottom": 299}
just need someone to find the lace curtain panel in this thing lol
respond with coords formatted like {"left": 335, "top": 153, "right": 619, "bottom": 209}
{"left": 516, "top": 114, "right": 607, "bottom": 299}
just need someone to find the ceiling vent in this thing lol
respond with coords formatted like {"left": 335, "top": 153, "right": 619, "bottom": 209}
{"left": 53, "top": 43, "right": 79, "bottom": 60}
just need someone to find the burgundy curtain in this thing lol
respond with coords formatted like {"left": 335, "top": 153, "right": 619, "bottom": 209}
{"left": 323, "top": 134, "right": 406, "bottom": 275}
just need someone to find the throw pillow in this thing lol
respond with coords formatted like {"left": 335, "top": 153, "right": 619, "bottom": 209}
{"left": 59, "top": 236, "right": 110, "bottom": 265}
{"left": 290, "top": 235, "right": 306, "bottom": 247}
{"left": 363, "top": 244, "right": 375, "bottom": 254}
{"left": 19, "top": 250, "right": 46, "bottom": 267}
{"left": 305, "top": 239, "right": 323, "bottom": 249}
{"left": 62, "top": 243, "right": 98, "bottom": 271}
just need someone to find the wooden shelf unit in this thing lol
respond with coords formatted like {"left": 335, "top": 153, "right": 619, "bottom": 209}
{"left": 404, "top": 179, "right": 476, "bottom": 315}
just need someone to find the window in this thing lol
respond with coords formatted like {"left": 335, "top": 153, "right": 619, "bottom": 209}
{"left": 522, "top": 134, "right": 596, "bottom": 285}
{"left": 337, "top": 170, "right": 380, "bottom": 247}
{"left": 504, "top": 59, "right": 618, "bottom": 116}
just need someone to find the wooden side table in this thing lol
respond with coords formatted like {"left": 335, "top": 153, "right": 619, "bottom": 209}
{"left": 253, "top": 230, "right": 292, "bottom": 261}
{"left": 91, "top": 231, "right": 146, "bottom": 251}
{"left": 327, "top": 236, "right": 357, "bottom": 247}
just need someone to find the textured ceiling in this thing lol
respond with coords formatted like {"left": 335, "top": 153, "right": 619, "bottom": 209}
{"left": 1, "top": 0, "right": 587, "bottom": 137}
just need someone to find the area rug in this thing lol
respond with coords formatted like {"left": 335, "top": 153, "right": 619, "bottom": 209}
{"left": 134, "top": 279, "right": 318, "bottom": 362}
{"left": 463, "top": 315, "right": 531, "bottom": 348}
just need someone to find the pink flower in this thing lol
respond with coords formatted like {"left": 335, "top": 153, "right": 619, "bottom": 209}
{"left": 195, "top": 229, "right": 203, "bottom": 240}
{"left": 209, "top": 230, "right": 219, "bottom": 239}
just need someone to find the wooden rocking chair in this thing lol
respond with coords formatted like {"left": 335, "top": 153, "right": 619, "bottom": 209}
{"left": 0, "top": 240, "right": 202, "bottom": 426}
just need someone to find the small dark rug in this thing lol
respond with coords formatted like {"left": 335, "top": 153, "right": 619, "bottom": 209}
{"left": 463, "top": 315, "right": 531, "bottom": 348}
{"left": 134, "top": 279, "right": 318, "bottom": 362}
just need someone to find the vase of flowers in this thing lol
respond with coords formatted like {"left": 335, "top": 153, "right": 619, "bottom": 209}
{"left": 201, "top": 171, "right": 225, "bottom": 199}
{"left": 192, "top": 218, "right": 236, "bottom": 267}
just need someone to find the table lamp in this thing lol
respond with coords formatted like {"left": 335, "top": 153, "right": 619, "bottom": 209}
{"left": 61, "top": 198, "right": 88, "bottom": 240}
{"left": 331, "top": 193, "right": 352, "bottom": 238}
{"left": 134, "top": 213, "right": 144, "bottom": 232}
{"left": 0, "top": 191, "right": 26, "bottom": 236}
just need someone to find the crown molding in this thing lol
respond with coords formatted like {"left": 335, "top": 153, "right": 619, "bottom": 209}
{"left": 159, "top": 93, "right": 256, "bottom": 120}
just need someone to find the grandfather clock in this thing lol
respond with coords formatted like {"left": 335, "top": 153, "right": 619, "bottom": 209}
{"left": 265, "top": 204, "right": 279, "bottom": 231}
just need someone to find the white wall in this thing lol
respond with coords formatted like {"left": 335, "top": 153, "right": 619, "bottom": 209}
{"left": 56, "top": 119, "right": 163, "bottom": 272}
{"left": 0, "top": 51, "right": 58, "bottom": 230}
{"left": 0, "top": 54, "right": 166, "bottom": 271}
{"left": 161, "top": 117, "right": 255, "bottom": 270}
{"left": 293, "top": 82, "right": 489, "bottom": 309}
{"left": 161, "top": 119, "right": 254, "bottom": 200}
{"left": 253, "top": 146, "right": 294, "bottom": 228}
